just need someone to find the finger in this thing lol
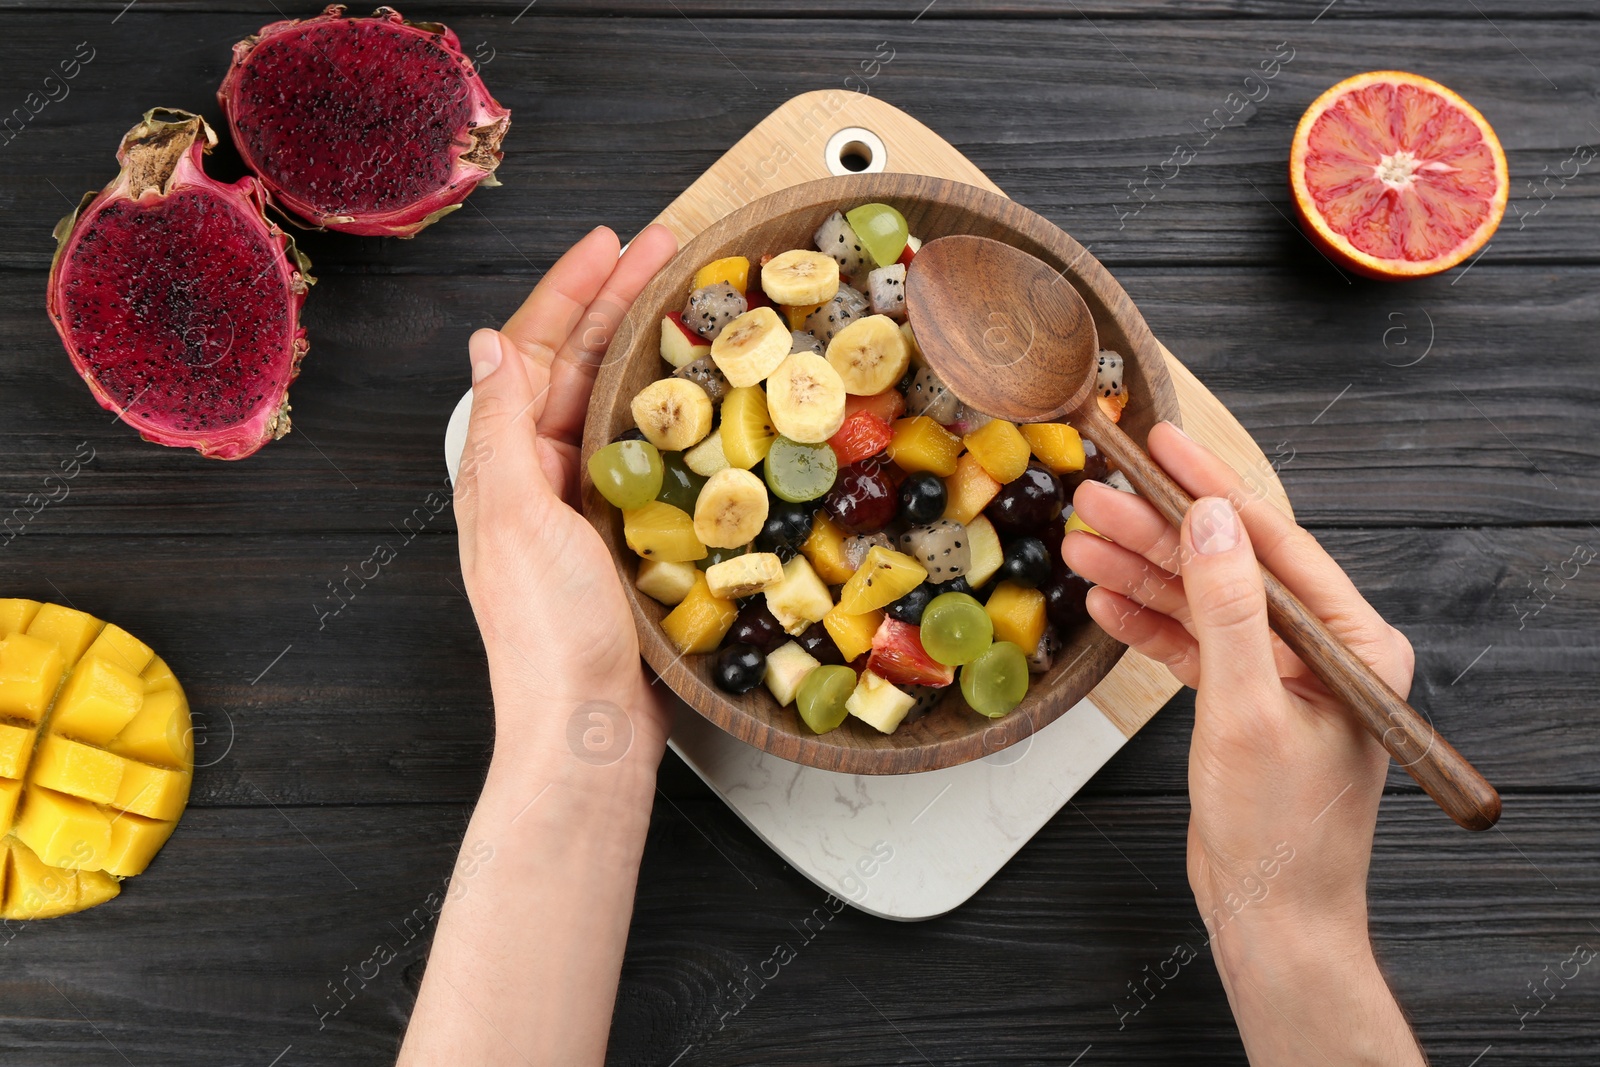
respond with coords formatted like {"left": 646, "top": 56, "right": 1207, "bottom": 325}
{"left": 1086, "top": 587, "right": 1202, "bottom": 689}
{"left": 1061, "top": 529, "right": 1190, "bottom": 622}
{"left": 455, "top": 328, "right": 543, "bottom": 570}
{"left": 499, "top": 226, "right": 623, "bottom": 396}
{"left": 539, "top": 223, "right": 680, "bottom": 448}
{"left": 1148, "top": 422, "right": 1407, "bottom": 689}
{"left": 1177, "top": 496, "right": 1279, "bottom": 709}
{"left": 1071, "top": 479, "right": 1185, "bottom": 574}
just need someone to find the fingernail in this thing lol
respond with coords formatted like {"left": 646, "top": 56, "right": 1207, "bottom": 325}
{"left": 1190, "top": 497, "right": 1238, "bottom": 555}
{"left": 470, "top": 329, "right": 502, "bottom": 384}
{"left": 1161, "top": 420, "right": 1192, "bottom": 441}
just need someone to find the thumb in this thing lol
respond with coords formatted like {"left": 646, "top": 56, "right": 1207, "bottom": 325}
{"left": 456, "top": 329, "right": 545, "bottom": 545}
{"left": 1179, "top": 496, "right": 1278, "bottom": 703}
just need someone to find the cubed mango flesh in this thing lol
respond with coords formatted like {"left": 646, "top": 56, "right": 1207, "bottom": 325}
{"left": 823, "top": 603, "right": 882, "bottom": 662}
{"left": 962, "top": 420, "right": 1032, "bottom": 484}
{"left": 0, "top": 723, "right": 37, "bottom": 780}
{"left": 84, "top": 624, "right": 154, "bottom": 675}
{"left": 942, "top": 453, "right": 1002, "bottom": 526}
{"left": 985, "top": 581, "right": 1048, "bottom": 657}
{"left": 27, "top": 604, "right": 103, "bottom": 668}
{"left": 661, "top": 573, "right": 739, "bottom": 655}
{"left": 1020, "top": 423, "right": 1086, "bottom": 474}
{"left": 0, "top": 602, "right": 189, "bottom": 917}
{"left": 14, "top": 787, "right": 112, "bottom": 870}
{"left": 886, "top": 417, "right": 962, "bottom": 477}
{"left": 31, "top": 735, "right": 126, "bottom": 805}
{"left": 799, "top": 512, "right": 855, "bottom": 586}
{"left": 0, "top": 599, "right": 41, "bottom": 638}
{"left": 0, "top": 634, "right": 65, "bottom": 724}
{"left": 50, "top": 655, "right": 144, "bottom": 744}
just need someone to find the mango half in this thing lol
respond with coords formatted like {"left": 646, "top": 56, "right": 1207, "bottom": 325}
{"left": 0, "top": 600, "right": 191, "bottom": 918}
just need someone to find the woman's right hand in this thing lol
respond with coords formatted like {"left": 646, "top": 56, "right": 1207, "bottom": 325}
{"left": 1063, "top": 422, "right": 1425, "bottom": 1066}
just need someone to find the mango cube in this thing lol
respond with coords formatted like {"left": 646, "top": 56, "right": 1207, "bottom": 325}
{"left": 0, "top": 605, "right": 190, "bottom": 918}
{"left": 661, "top": 573, "right": 738, "bottom": 655}
{"left": 14, "top": 787, "right": 112, "bottom": 870}
{"left": 963, "top": 420, "right": 1032, "bottom": 483}
{"left": 942, "top": 452, "right": 1002, "bottom": 526}
{"left": 886, "top": 416, "right": 962, "bottom": 477}
{"left": 26, "top": 604, "right": 102, "bottom": 667}
{"left": 49, "top": 655, "right": 144, "bottom": 744}
{"left": 0, "top": 723, "right": 36, "bottom": 779}
{"left": 31, "top": 735, "right": 126, "bottom": 805}
{"left": 0, "top": 634, "right": 65, "bottom": 723}
{"left": 84, "top": 624, "right": 154, "bottom": 675}
{"left": 103, "top": 811, "right": 176, "bottom": 877}
{"left": 1020, "top": 422, "right": 1086, "bottom": 474}
{"left": 799, "top": 512, "right": 855, "bottom": 585}
{"left": 0, "top": 777, "right": 21, "bottom": 835}
{"left": 823, "top": 603, "right": 881, "bottom": 662}
{"left": 142, "top": 656, "right": 179, "bottom": 692}
{"left": 985, "top": 581, "right": 1048, "bottom": 657}
{"left": 108, "top": 688, "right": 190, "bottom": 769}
{"left": 3, "top": 840, "right": 80, "bottom": 919}
{"left": 0, "top": 599, "right": 41, "bottom": 638}
{"left": 111, "top": 761, "right": 189, "bottom": 821}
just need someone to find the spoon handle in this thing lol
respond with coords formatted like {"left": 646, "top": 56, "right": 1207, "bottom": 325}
{"left": 1079, "top": 409, "right": 1501, "bottom": 831}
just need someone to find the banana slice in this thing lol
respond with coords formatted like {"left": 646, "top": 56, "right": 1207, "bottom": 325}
{"left": 630, "top": 378, "right": 713, "bottom": 452}
{"left": 760, "top": 250, "right": 840, "bottom": 307}
{"left": 693, "top": 468, "right": 769, "bottom": 549}
{"left": 765, "top": 353, "right": 847, "bottom": 444}
{"left": 710, "top": 306, "right": 790, "bottom": 389}
{"left": 825, "top": 314, "right": 911, "bottom": 396}
{"left": 705, "top": 551, "right": 785, "bottom": 600}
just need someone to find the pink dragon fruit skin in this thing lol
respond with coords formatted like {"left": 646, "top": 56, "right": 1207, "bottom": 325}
{"left": 217, "top": 5, "right": 511, "bottom": 238}
{"left": 46, "top": 109, "right": 313, "bottom": 461}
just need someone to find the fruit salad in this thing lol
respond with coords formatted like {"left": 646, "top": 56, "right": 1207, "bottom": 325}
{"left": 590, "top": 203, "right": 1134, "bottom": 736}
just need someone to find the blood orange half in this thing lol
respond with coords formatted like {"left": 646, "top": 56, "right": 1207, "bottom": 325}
{"left": 1290, "top": 71, "right": 1508, "bottom": 279}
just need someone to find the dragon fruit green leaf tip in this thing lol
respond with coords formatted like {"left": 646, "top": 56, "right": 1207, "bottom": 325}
{"left": 218, "top": 4, "right": 512, "bottom": 238}
{"left": 46, "top": 109, "right": 313, "bottom": 461}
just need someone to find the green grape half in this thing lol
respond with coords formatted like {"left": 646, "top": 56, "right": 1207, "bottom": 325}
{"left": 655, "top": 451, "right": 706, "bottom": 513}
{"left": 764, "top": 437, "right": 838, "bottom": 503}
{"left": 960, "top": 641, "right": 1030, "bottom": 718}
{"left": 845, "top": 203, "right": 909, "bottom": 269}
{"left": 919, "top": 592, "right": 993, "bottom": 666}
{"left": 797, "top": 664, "right": 857, "bottom": 734}
{"left": 588, "top": 440, "right": 663, "bottom": 509}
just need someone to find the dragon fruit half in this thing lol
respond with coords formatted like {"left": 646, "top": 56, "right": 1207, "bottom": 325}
{"left": 217, "top": 5, "right": 511, "bottom": 238}
{"left": 47, "top": 109, "right": 312, "bottom": 461}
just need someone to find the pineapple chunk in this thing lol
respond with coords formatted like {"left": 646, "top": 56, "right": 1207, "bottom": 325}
{"left": 30, "top": 735, "right": 126, "bottom": 805}
{"left": 0, "top": 605, "right": 190, "bottom": 916}
{"left": 823, "top": 603, "right": 881, "bottom": 662}
{"left": 985, "top": 581, "right": 1048, "bottom": 657}
{"left": 635, "top": 559, "right": 699, "bottom": 606}
{"left": 764, "top": 641, "right": 820, "bottom": 706}
{"left": 764, "top": 556, "right": 833, "bottom": 635}
{"left": 27, "top": 604, "right": 102, "bottom": 667}
{"left": 0, "top": 634, "right": 65, "bottom": 724}
{"left": 838, "top": 546, "right": 927, "bottom": 615}
{"left": 965, "top": 515, "right": 1005, "bottom": 588}
{"left": 942, "top": 452, "right": 1003, "bottom": 526}
{"left": 799, "top": 512, "right": 855, "bottom": 585}
{"left": 623, "top": 501, "right": 708, "bottom": 563}
{"left": 50, "top": 654, "right": 144, "bottom": 744}
{"left": 684, "top": 427, "right": 731, "bottom": 477}
{"left": 886, "top": 416, "right": 962, "bottom": 477}
{"left": 0, "top": 599, "right": 41, "bottom": 638}
{"left": 706, "top": 552, "right": 785, "bottom": 600}
{"left": 846, "top": 670, "right": 916, "bottom": 734}
{"left": 661, "top": 573, "right": 738, "bottom": 654}
{"left": 963, "top": 420, "right": 1031, "bottom": 483}
{"left": 1021, "top": 422, "right": 1086, "bottom": 474}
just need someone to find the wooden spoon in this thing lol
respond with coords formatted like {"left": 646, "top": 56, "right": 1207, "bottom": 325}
{"left": 906, "top": 234, "right": 1501, "bottom": 831}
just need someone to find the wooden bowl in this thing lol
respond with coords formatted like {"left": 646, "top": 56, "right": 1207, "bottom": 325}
{"left": 582, "top": 174, "right": 1181, "bottom": 774}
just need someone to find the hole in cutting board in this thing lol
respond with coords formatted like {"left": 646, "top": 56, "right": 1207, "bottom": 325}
{"left": 825, "top": 127, "right": 887, "bottom": 176}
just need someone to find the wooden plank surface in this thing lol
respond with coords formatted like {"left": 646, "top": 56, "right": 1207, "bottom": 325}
{"left": 0, "top": 3, "right": 1595, "bottom": 1065}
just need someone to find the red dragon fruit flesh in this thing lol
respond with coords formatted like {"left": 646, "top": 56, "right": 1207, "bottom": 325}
{"left": 46, "top": 109, "right": 312, "bottom": 461}
{"left": 217, "top": 5, "right": 511, "bottom": 238}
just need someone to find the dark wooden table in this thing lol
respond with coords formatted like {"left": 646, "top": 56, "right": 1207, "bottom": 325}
{"left": 2, "top": 2, "right": 1596, "bottom": 1063}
